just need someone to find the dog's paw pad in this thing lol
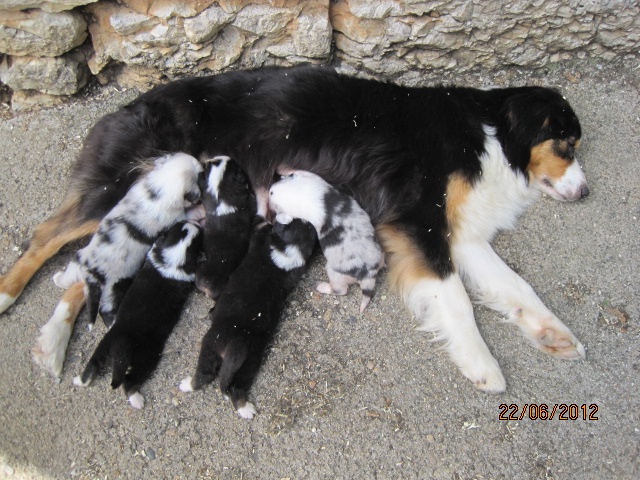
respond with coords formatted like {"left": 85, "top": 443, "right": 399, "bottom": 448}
{"left": 179, "top": 377, "right": 194, "bottom": 392}
{"left": 236, "top": 402, "right": 257, "bottom": 420}
{"left": 129, "top": 392, "right": 145, "bottom": 409}
{"left": 535, "top": 328, "right": 586, "bottom": 360}
{"left": 316, "top": 282, "right": 333, "bottom": 295}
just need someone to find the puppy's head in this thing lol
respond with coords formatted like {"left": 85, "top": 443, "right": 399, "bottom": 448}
{"left": 501, "top": 88, "right": 588, "bottom": 202}
{"left": 147, "top": 152, "right": 203, "bottom": 207}
{"left": 269, "top": 215, "right": 317, "bottom": 271}
{"left": 149, "top": 221, "right": 202, "bottom": 281}
{"left": 201, "top": 156, "right": 251, "bottom": 212}
{"left": 268, "top": 170, "right": 328, "bottom": 228}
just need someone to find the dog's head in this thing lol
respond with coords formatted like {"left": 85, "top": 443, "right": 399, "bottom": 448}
{"left": 148, "top": 152, "right": 203, "bottom": 207}
{"left": 200, "top": 155, "right": 251, "bottom": 213}
{"left": 268, "top": 170, "right": 328, "bottom": 227}
{"left": 149, "top": 221, "right": 202, "bottom": 282}
{"left": 269, "top": 214, "right": 317, "bottom": 271}
{"left": 498, "top": 87, "right": 588, "bottom": 202}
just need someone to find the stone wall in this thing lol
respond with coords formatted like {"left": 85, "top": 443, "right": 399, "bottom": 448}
{"left": 0, "top": 0, "right": 638, "bottom": 110}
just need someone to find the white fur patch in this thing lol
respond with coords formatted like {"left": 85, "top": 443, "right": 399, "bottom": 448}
{"left": 32, "top": 301, "right": 74, "bottom": 378}
{"left": 73, "top": 375, "right": 90, "bottom": 387}
{"left": 129, "top": 392, "right": 145, "bottom": 409}
{"left": 454, "top": 126, "right": 540, "bottom": 243}
{"left": 542, "top": 159, "right": 587, "bottom": 201}
{"left": 269, "top": 172, "right": 328, "bottom": 230}
{"left": 203, "top": 155, "right": 231, "bottom": 199}
{"left": 179, "top": 377, "right": 194, "bottom": 392}
{"left": 236, "top": 402, "right": 257, "bottom": 419}
{"left": 0, "top": 293, "right": 16, "bottom": 314}
{"left": 270, "top": 245, "right": 305, "bottom": 271}
{"left": 215, "top": 200, "right": 237, "bottom": 216}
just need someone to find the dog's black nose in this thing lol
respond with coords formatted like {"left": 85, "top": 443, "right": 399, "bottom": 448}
{"left": 580, "top": 185, "right": 590, "bottom": 199}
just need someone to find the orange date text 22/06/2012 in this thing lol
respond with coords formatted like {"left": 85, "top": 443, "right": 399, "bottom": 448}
{"left": 498, "top": 403, "right": 599, "bottom": 421}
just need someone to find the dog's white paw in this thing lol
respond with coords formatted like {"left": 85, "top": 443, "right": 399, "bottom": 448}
{"left": 32, "top": 305, "right": 74, "bottom": 378}
{"left": 129, "top": 392, "right": 145, "bottom": 409}
{"left": 517, "top": 312, "right": 586, "bottom": 361}
{"left": 0, "top": 292, "right": 16, "bottom": 314}
{"left": 236, "top": 402, "right": 257, "bottom": 420}
{"left": 458, "top": 353, "right": 506, "bottom": 393}
{"left": 179, "top": 377, "right": 194, "bottom": 392}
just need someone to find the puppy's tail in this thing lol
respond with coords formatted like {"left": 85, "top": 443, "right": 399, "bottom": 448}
{"left": 110, "top": 337, "right": 134, "bottom": 390}
{"left": 359, "top": 276, "right": 377, "bottom": 313}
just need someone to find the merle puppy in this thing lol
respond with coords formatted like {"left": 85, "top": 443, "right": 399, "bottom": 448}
{"left": 269, "top": 169, "right": 384, "bottom": 313}
{"left": 74, "top": 221, "right": 202, "bottom": 409}
{"left": 195, "top": 155, "right": 255, "bottom": 300}
{"left": 180, "top": 215, "right": 317, "bottom": 419}
{"left": 54, "top": 152, "right": 203, "bottom": 328}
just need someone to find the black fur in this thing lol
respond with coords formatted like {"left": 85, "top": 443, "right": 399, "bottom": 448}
{"left": 67, "top": 65, "right": 581, "bottom": 279}
{"left": 186, "top": 217, "right": 316, "bottom": 416}
{"left": 77, "top": 222, "right": 202, "bottom": 404}
{"left": 195, "top": 157, "right": 255, "bottom": 299}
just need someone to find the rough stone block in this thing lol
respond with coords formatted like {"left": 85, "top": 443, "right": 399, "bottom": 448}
{"left": 0, "top": 9, "right": 87, "bottom": 57}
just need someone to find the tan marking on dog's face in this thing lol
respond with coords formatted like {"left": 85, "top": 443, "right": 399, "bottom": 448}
{"left": 445, "top": 173, "right": 472, "bottom": 240}
{"left": 528, "top": 139, "right": 571, "bottom": 183}
{"left": 376, "top": 224, "right": 437, "bottom": 297}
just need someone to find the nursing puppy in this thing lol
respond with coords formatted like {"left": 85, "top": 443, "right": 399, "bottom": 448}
{"left": 195, "top": 155, "right": 254, "bottom": 299}
{"left": 269, "top": 170, "right": 384, "bottom": 313}
{"left": 74, "top": 221, "right": 202, "bottom": 409}
{"left": 180, "top": 215, "right": 317, "bottom": 419}
{"left": 54, "top": 152, "right": 203, "bottom": 328}
{"left": 32, "top": 152, "right": 202, "bottom": 378}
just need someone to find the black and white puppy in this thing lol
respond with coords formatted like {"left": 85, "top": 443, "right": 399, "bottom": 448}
{"left": 195, "top": 155, "right": 254, "bottom": 299}
{"left": 74, "top": 221, "right": 202, "bottom": 409}
{"left": 269, "top": 169, "right": 384, "bottom": 313}
{"left": 180, "top": 215, "right": 317, "bottom": 419}
{"left": 54, "top": 152, "right": 203, "bottom": 328}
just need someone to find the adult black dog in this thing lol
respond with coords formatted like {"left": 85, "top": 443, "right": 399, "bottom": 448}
{"left": 0, "top": 65, "right": 589, "bottom": 392}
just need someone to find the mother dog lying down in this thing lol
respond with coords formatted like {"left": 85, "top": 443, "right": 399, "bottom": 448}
{"left": 0, "top": 65, "right": 589, "bottom": 392}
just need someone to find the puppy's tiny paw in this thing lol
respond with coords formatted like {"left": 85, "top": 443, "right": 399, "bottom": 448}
{"left": 73, "top": 375, "right": 90, "bottom": 387}
{"left": 316, "top": 282, "right": 333, "bottom": 295}
{"left": 179, "top": 377, "right": 194, "bottom": 392}
{"left": 236, "top": 402, "right": 257, "bottom": 420}
{"left": 129, "top": 392, "right": 145, "bottom": 409}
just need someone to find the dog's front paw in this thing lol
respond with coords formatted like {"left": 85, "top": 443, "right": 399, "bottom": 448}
{"left": 518, "top": 312, "right": 586, "bottom": 360}
{"left": 459, "top": 356, "right": 507, "bottom": 393}
{"left": 534, "top": 326, "right": 586, "bottom": 360}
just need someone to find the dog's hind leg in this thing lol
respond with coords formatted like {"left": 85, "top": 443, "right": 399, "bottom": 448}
{"left": 453, "top": 241, "right": 586, "bottom": 360}
{"left": 179, "top": 329, "right": 224, "bottom": 392}
{"left": 0, "top": 197, "right": 99, "bottom": 314}
{"left": 32, "top": 281, "right": 86, "bottom": 378}
{"left": 217, "top": 340, "right": 258, "bottom": 419}
{"left": 377, "top": 224, "right": 506, "bottom": 393}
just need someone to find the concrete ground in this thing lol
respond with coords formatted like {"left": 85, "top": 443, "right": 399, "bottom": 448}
{"left": 0, "top": 61, "right": 638, "bottom": 480}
